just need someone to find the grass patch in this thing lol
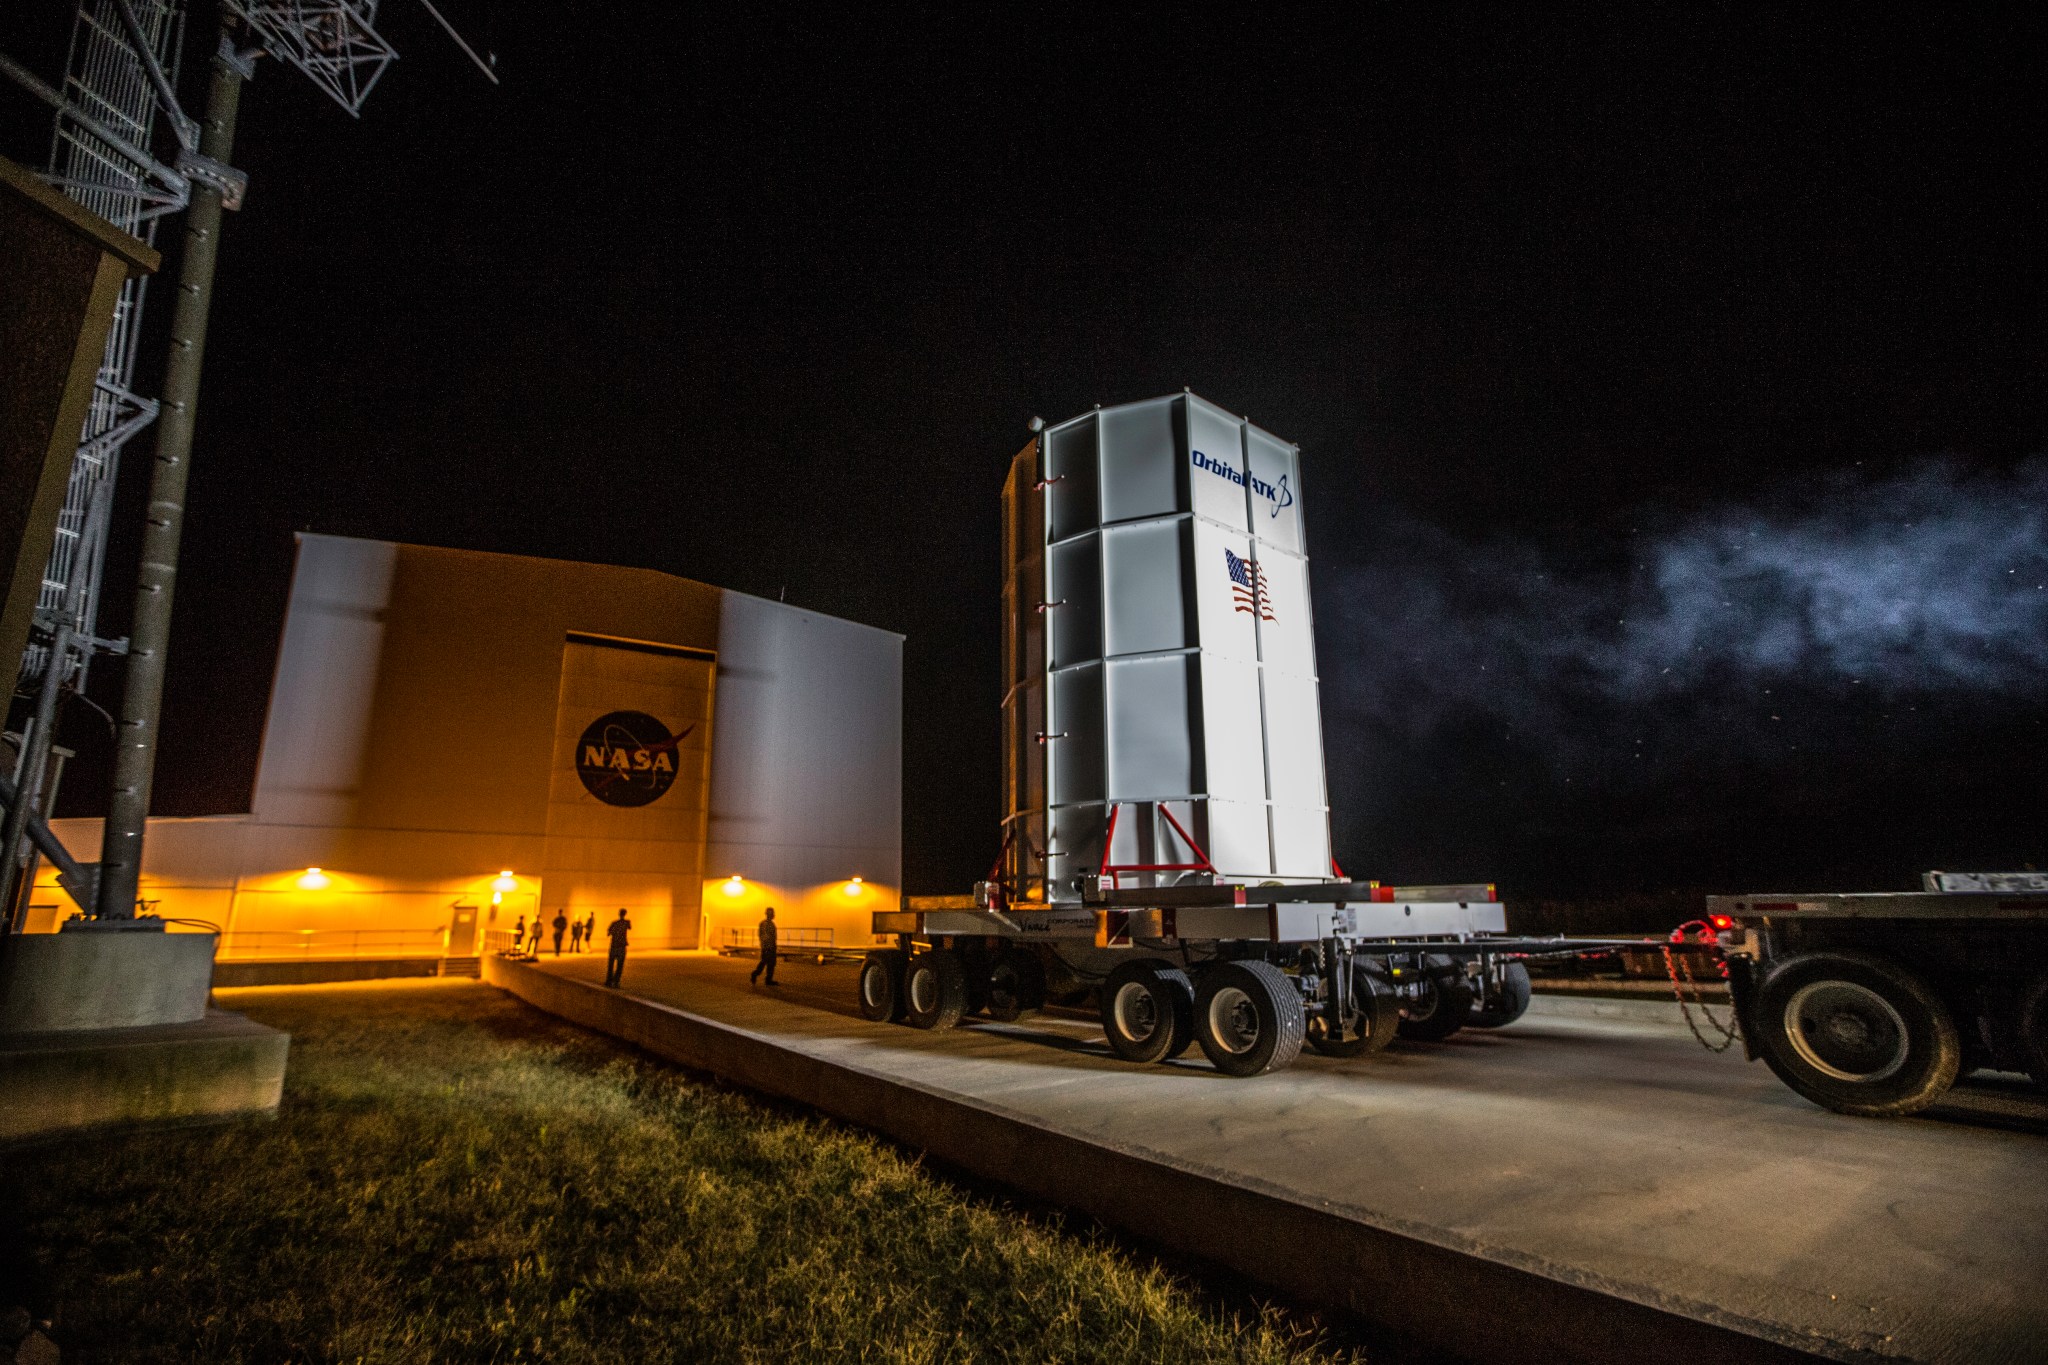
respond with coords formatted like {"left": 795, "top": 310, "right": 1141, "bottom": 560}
{"left": 0, "top": 980, "right": 1366, "bottom": 1364}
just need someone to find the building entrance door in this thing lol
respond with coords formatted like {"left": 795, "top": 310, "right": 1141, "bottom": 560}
{"left": 541, "top": 633, "right": 717, "bottom": 951}
{"left": 446, "top": 903, "right": 479, "bottom": 957}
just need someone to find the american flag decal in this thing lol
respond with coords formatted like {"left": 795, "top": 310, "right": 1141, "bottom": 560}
{"left": 1225, "top": 549, "right": 1275, "bottom": 621}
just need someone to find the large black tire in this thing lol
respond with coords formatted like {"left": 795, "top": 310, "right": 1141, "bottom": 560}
{"left": 1194, "top": 960, "right": 1306, "bottom": 1077}
{"left": 1396, "top": 954, "right": 1475, "bottom": 1041}
{"left": 1750, "top": 951, "right": 1961, "bottom": 1117}
{"left": 985, "top": 950, "right": 1047, "bottom": 1023}
{"left": 1307, "top": 962, "right": 1402, "bottom": 1057}
{"left": 959, "top": 952, "right": 989, "bottom": 1018}
{"left": 1467, "top": 961, "right": 1533, "bottom": 1029}
{"left": 2020, "top": 971, "right": 2048, "bottom": 1091}
{"left": 1099, "top": 960, "right": 1195, "bottom": 1063}
{"left": 904, "top": 950, "right": 969, "bottom": 1031}
{"left": 857, "top": 950, "right": 906, "bottom": 1022}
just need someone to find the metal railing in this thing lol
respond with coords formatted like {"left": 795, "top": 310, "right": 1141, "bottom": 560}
{"left": 485, "top": 928, "right": 607, "bottom": 956}
{"left": 216, "top": 928, "right": 446, "bottom": 961}
{"left": 723, "top": 926, "right": 833, "bottom": 953}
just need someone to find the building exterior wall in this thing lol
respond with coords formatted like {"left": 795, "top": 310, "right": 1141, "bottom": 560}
{"left": 35, "top": 535, "right": 902, "bottom": 956}
{"left": 699, "top": 591, "right": 904, "bottom": 949}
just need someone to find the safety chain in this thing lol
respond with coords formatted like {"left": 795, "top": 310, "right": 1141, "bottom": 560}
{"left": 1665, "top": 920, "right": 1741, "bottom": 1053}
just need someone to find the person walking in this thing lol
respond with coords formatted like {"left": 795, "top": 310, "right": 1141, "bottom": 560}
{"left": 604, "top": 908, "right": 632, "bottom": 988}
{"left": 551, "top": 909, "right": 569, "bottom": 956}
{"left": 750, "top": 906, "right": 780, "bottom": 986}
{"left": 569, "top": 917, "right": 584, "bottom": 953}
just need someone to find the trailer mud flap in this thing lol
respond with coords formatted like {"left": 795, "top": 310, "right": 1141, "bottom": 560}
{"left": 1724, "top": 955, "right": 1762, "bottom": 1060}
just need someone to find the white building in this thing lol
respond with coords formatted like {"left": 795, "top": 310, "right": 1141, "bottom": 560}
{"left": 37, "top": 534, "right": 902, "bottom": 969}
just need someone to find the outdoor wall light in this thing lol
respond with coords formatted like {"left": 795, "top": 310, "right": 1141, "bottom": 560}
{"left": 492, "top": 870, "right": 519, "bottom": 893}
{"left": 722, "top": 875, "right": 746, "bottom": 897}
{"left": 296, "top": 867, "right": 330, "bottom": 891}
{"left": 842, "top": 876, "right": 865, "bottom": 897}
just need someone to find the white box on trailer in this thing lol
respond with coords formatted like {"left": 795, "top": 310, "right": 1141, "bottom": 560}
{"left": 1000, "top": 393, "right": 1331, "bottom": 903}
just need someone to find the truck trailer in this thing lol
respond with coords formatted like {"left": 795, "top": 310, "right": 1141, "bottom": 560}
{"left": 855, "top": 392, "right": 1553, "bottom": 1075}
{"left": 1712, "top": 871, "right": 2048, "bottom": 1115}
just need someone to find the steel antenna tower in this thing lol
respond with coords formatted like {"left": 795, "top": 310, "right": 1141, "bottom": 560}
{"left": 0, "top": 0, "right": 199, "bottom": 927}
{"left": 2, "top": 0, "right": 490, "bottom": 923}
{"left": 15, "top": 1, "right": 403, "bottom": 699}
{"left": 27, "top": 1, "right": 190, "bottom": 693}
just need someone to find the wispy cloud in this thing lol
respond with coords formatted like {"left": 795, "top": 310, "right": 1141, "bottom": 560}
{"left": 1323, "top": 459, "right": 2048, "bottom": 754}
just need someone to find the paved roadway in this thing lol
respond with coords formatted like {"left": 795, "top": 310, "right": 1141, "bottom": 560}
{"left": 529, "top": 949, "right": 2046, "bottom": 1363}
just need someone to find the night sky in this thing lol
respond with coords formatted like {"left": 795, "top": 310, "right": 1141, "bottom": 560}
{"left": 5, "top": 5, "right": 2043, "bottom": 899}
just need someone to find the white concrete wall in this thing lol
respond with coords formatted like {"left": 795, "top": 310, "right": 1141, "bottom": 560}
{"left": 702, "top": 591, "right": 903, "bottom": 948}
{"left": 249, "top": 538, "right": 398, "bottom": 828}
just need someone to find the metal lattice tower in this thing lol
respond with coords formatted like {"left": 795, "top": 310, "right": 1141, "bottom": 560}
{"left": 3, "top": 0, "right": 487, "bottom": 923}
{"left": 6, "top": 0, "right": 462, "bottom": 703}
{"left": 22, "top": 0, "right": 192, "bottom": 693}
{"left": 11, "top": 0, "right": 414, "bottom": 699}
{"left": 223, "top": 2, "right": 396, "bottom": 116}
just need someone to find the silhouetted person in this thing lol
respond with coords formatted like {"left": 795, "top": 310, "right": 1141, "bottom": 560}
{"left": 569, "top": 917, "right": 584, "bottom": 953}
{"left": 750, "top": 906, "right": 779, "bottom": 986}
{"left": 526, "top": 916, "right": 544, "bottom": 956}
{"left": 511, "top": 915, "right": 525, "bottom": 955}
{"left": 584, "top": 911, "right": 596, "bottom": 948}
{"left": 551, "top": 910, "right": 568, "bottom": 956}
{"left": 604, "top": 908, "right": 632, "bottom": 988}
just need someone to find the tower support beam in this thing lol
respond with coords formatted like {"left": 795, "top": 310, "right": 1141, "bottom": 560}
{"left": 94, "top": 47, "right": 242, "bottom": 920}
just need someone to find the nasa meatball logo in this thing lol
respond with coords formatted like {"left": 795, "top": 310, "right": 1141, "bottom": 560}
{"left": 576, "top": 711, "right": 691, "bottom": 807}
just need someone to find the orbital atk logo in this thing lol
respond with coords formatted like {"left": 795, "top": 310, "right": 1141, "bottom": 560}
{"left": 1190, "top": 448, "right": 1294, "bottom": 518}
{"left": 576, "top": 710, "right": 692, "bottom": 807}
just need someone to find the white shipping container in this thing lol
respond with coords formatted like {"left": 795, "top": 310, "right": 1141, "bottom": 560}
{"left": 1000, "top": 393, "right": 1330, "bottom": 902}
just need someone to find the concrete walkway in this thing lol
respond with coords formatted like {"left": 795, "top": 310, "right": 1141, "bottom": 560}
{"left": 494, "top": 950, "right": 2046, "bottom": 1364}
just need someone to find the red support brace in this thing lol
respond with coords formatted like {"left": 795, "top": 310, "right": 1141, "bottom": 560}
{"left": 1098, "top": 802, "right": 1217, "bottom": 888}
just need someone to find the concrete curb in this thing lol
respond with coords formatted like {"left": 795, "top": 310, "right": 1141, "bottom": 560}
{"left": 485, "top": 956, "right": 1830, "bottom": 1364}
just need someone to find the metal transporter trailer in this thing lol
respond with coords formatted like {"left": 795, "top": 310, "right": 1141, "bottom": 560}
{"left": 1712, "top": 872, "right": 2048, "bottom": 1115}
{"left": 855, "top": 393, "right": 1549, "bottom": 1075}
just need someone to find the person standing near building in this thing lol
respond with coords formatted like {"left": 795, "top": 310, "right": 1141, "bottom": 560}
{"left": 604, "top": 908, "right": 632, "bottom": 988}
{"left": 551, "top": 909, "right": 569, "bottom": 956}
{"left": 526, "top": 916, "right": 544, "bottom": 957}
{"left": 750, "top": 906, "right": 779, "bottom": 986}
{"left": 510, "top": 914, "right": 526, "bottom": 956}
{"left": 569, "top": 917, "right": 584, "bottom": 953}
{"left": 584, "top": 911, "right": 596, "bottom": 950}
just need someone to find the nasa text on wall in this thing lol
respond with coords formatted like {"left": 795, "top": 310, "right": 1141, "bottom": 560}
{"left": 540, "top": 632, "right": 717, "bottom": 945}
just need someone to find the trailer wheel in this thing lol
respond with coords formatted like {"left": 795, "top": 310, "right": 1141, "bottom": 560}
{"left": 1100, "top": 960, "right": 1195, "bottom": 1063}
{"left": 1194, "top": 961, "right": 1305, "bottom": 1077}
{"left": 2015, "top": 970, "right": 2048, "bottom": 1090}
{"left": 985, "top": 950, "right": 1047, "bottom": 1023}
{"left": 1396, "top": 955, "right": 1474, "bottom": 1041}
{"left": 904, "top": 950, "right": 969, "bottom": 1031}
{"left": 961, "top": 951, "right": 992, "bottom": 1018}
{"left": 1468, "top": 961, "right": 1533, "bottom": 1029}
{"left": 1307, "top": 963, "right": 1401, "bottom": 1056}
{"left": 857, "top": 950, "right": 907, "bottom": 1023}
{"left": 1751, "top": 952, "right": 1960, "bottom": 1117}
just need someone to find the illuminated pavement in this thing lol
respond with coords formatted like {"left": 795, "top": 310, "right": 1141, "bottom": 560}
{"left": 519, "top": 949, "right": 2046, "bottom": 1363}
